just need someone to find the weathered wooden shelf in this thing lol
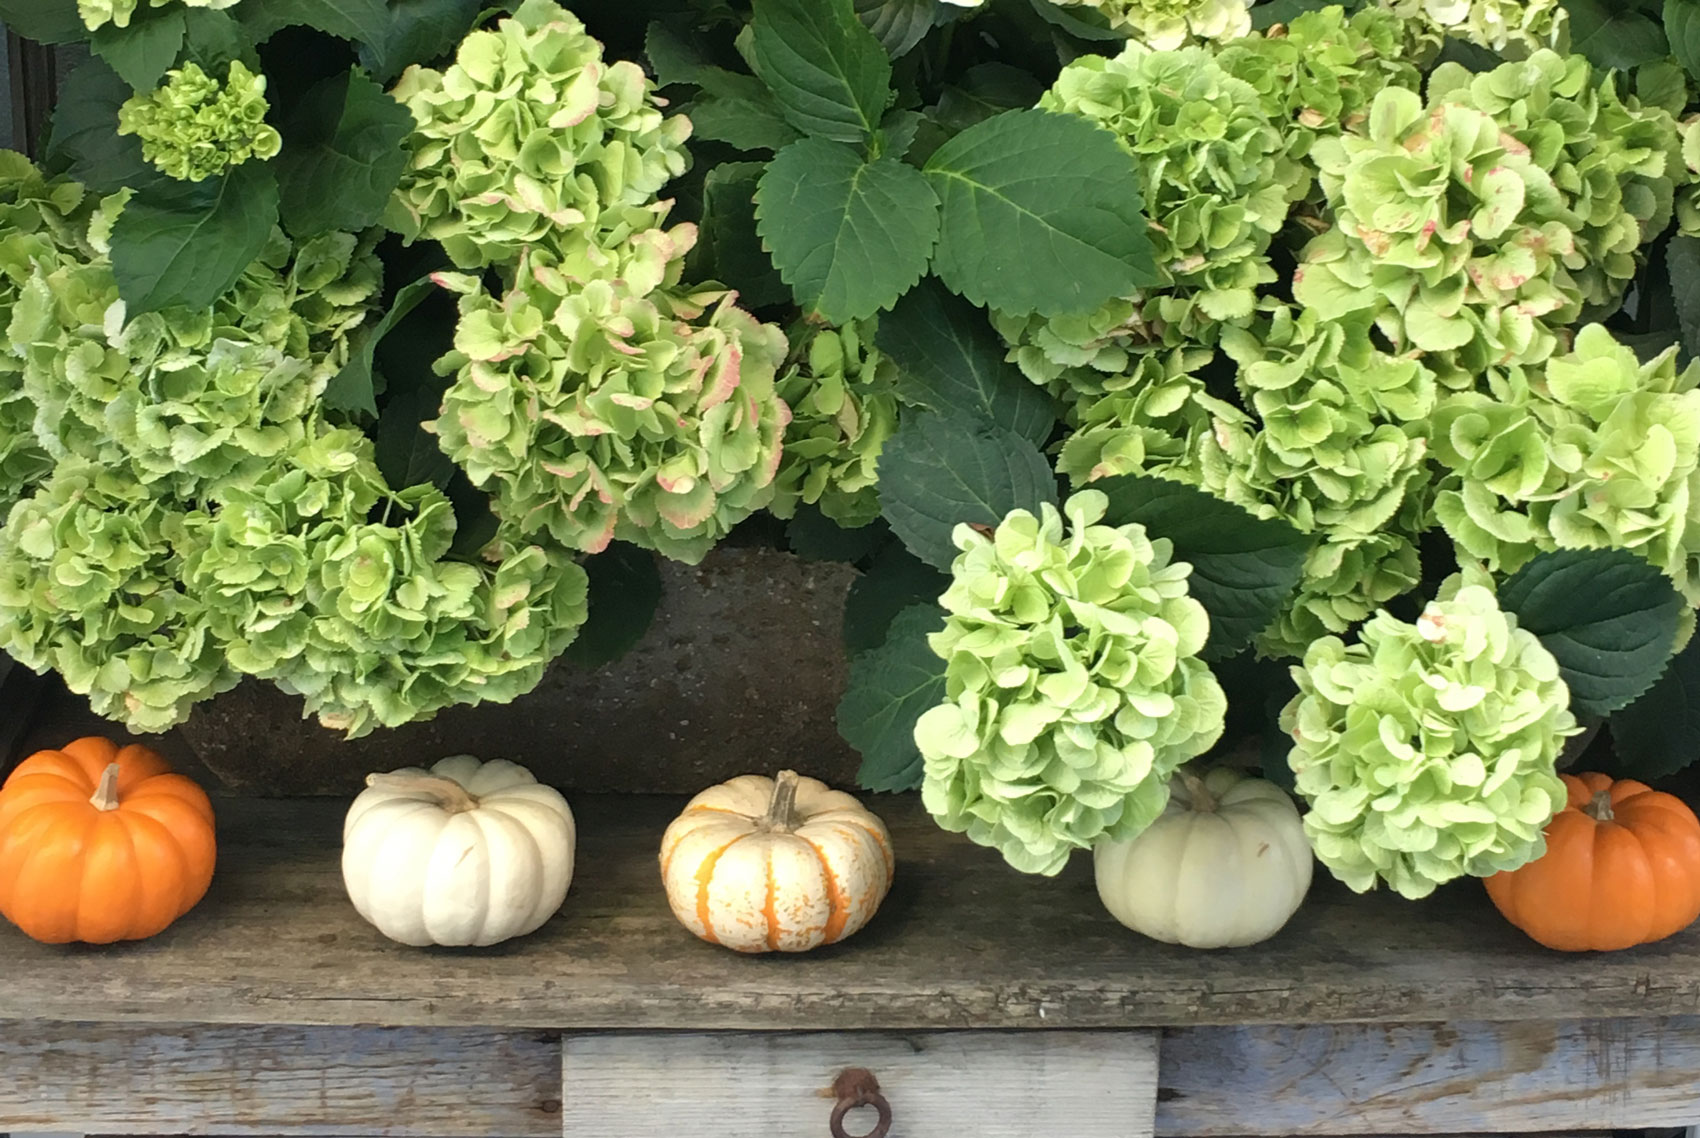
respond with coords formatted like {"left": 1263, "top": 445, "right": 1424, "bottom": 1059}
{"left": 2, "top": 792, "right": 1697, "bottom": 1031}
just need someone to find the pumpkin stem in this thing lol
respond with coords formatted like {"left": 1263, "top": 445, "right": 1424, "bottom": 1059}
{"left": 89, "top": 763, "right": 122, "bottom": 812}
{"left": 1585, "top": 789, "right": 1615, "bottom": 823}
{"left": 1177, "top": 770, "right": 1217, "bottom": 813}
{"left": 365, "top": 773, "right": 479, "bottom": 815}
{"left": 762, "top": 770, "right": 803, "bottom": 832}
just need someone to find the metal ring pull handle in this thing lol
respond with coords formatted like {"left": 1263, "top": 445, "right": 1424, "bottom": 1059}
{"left": 829, "top": 1067, "right": 892, "bottom": 1138}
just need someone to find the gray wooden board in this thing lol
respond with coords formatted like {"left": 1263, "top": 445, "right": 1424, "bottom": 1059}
{"left": 562, "top": 1030, "right": 1159, "bottom": 1138}
{"left": 1156, "top": 1018, "right": 1700, "bottom": 1135}
{"left": 0, "top": 796, "right": 1696, "bottom": 1029}
{"left": 0, "top": 1023, "right": 561, "bottom": 1136}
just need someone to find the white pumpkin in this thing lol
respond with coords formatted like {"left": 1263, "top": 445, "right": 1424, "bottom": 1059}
{"left": 660, "top": 770, "right": 894, "bottom": 953}
{"left": 1094, "top": 768, "right": 1312, "bottom": 949}
{"left": 342, "top": 756, "right": 576, "bottom": 947}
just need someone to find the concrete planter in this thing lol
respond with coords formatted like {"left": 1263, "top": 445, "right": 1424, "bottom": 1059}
{"left": 174, "top": 547, "right": 863, "bottom": 796}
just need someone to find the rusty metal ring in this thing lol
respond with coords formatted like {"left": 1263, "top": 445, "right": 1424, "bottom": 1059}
{"left": 829, "top": 1068, "right": 892, "bottom": 1138}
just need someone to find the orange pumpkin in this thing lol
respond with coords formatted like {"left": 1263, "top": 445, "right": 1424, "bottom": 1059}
{"left": 0, "top": 738, "right": 217, "bottom": 944}
{"left": 1485, "top": 772, "right": 1700, "bottom": 952}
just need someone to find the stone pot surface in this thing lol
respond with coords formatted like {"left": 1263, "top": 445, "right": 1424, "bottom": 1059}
{"left": 176, "top": 547, "right": 864, "bottom": 795}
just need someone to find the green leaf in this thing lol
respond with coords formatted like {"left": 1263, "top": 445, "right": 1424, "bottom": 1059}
{"left": 326, "top": 276, "right": 439, "bottom": 419}
{"left": 46, "top": 57, "right": 166, "bottom": 194}
{"left": 560, "top": 542, "right": 664, "bottom": 670}
{"left": 359, "top": 0, "right": 483, "bottom": 83}
{"left": 932, "top": 63, "right": 1047, "bottom": 133}
{"left": 645, "top": 22, "right": 718, "bottom": 88}
{"left": 1562, "top": 0, "right": 1668, "bottom": 69}
{"left": 876, "top": 278, "right": 1057, "bottom": 446}
{"left": 838, "top": 602, "right": 947, "bottom": 792}
{"left": 178, "top": 8, "right": 257, "bottom": 71}
{"left": 688, "top": 85, "right": 806, "bottom": 152}
{"left": 1024, "top": 0, "right": 1126, "bottom": 39}
{"left": 276, "top": 67, "right": 414, "bottom": 237}
{"left": 1093, "top": 474, "right": 1311, "bottom": 660}
{"left": 0, "top": 0, "right": 87, "bottom": 43}
{"left": 877, "top": 409, "right": 1059, "bottom": 571}
{"left": 109, "top": 163, "right": 279, "bottom": 315}
{"left": 749, "top": 0, "right": 894, "bottom": 142}
{"left": 1667, "top": 236, "right": 1700, "bottom": 360}
{"left": 1609, "top": 630, "right": 1700, "bottom": 780}
{"left": 90, "top": 8, "right": 186, "bottom": 90}
{"left": 1668, "top": 0, "right": 1700, "bottom": 80}
{"left": 375, "top": 380, "right": 453, "bottom": 492}
{"left": 756, "top": 138, "right": 939, "bottom": 324}
{"left": 924, "top": 109, "right": 1158, "bottom": 319}
{"left": 698, "top": 162, "right": 791, "bottom": 308}
{"left": 854, "top": 0, "right": 939, "bottom": 56}
{"left": 1249, "top": 0, "right": 1345, "bottom": 28}
{"left": 787, "top": 507, "right": 888, "bottom": 562}
{"left": 843, "top": 542, "right": 948, "bottom": 654}
{"left": 1499, "top": 549, "right": 1686, "bottom": 717}
{"left": 236, "top": 0, "right": 389, "bottom": 45}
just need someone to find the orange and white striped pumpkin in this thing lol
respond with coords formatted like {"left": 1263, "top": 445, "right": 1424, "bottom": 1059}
{"left": 660, "top": 770, "right": 894, "bottom": 953}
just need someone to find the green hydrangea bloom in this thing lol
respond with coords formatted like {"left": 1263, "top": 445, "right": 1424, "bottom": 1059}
{"left": 1044, "top": 0, "right": 1253, "bottom": 49}
{"left": 1377, "top": 0, "right": 1565, "bottom": 56}
{"left": 1430, "top": 324, "right": 1700, "bottom": 600}
{"left": 914, "top": 490, "right": 1228, "bottom": 876}
{"left": 770, "top": 320, "right": 899, "bottom": 529}
{"left": 1295, "top": 85, "right": 1582, "bottom": 381}
{"left": 434, "top": 241, "right": 791, "bottom": 565}
{"left": 1281, "top": 579, "right": 1576, "bottom": 899}
{"left": 387, "top": 0, "right": 691, "bottom": 269}
{"left": 1217, "top": 6, "right": 1428, "bottom": 145}
{"left": 183, "top": 428, "right": 591, "bottom": 737}
{"left": 117, "top": 61, "right": 283, "bottom": 183}
{"left": 1256, "top": 514, "right": 1427, "bottom": 659}
{"left": 4, "top": 182, "right": 379, "bottom": 498}
{"left": 78, "top": 0, "right": 239, "bottom": 32}
{"left": 1055, "top": 348, "right": 1248, "bottom": 486}
{"left": 1428, "top": 51, "right": 1682, "bottom": 313}
{"left": 0, "top": 461, "right": 235, "bottom": 732}
{"left": 1677, "top": 114, "right": 1700, "bottom": 237}
{"left": 1003, "top": 44, "right": 1307, "bottom": 380}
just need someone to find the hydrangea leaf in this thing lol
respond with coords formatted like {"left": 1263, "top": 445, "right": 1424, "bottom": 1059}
{"left": 47, "top": 57, "right": 166, "bottom": 194}
{"left": 924, "top": 109, "right": 1158, "bottom": 319}
{"left": 109, "top": 161, "right": 279, "bottom": 315}
{"left": 375, "top": 381, "right": 454, "bottom": 493}
{"left": 876, "top": 279, "right": 1058, "bottom": 447}
{"left": 749, "top": 0, "right": 894, "bottom": 142}
{"left": 559, "top": 542, "right": 663, "bottom": 670}
{"left": 178, "top": 8, "right": 256, "bottom": 71}
{"left": 690, "top": 85, "right": 807, "bottom": 153}
{"left": 699, "top": 163, "right": 791, "bottom": 308}
{"left": 1095, "top": 475, "right": 1312, "bottom": 660}
{"left": 1609, "top": 631, "right": 1700, "bottom": 780}
{"left": 326, "top": 276, "right": 439, "bottom": 419}
{"left": 236, "top": 0, "right": 388, "bottom": 45}
{"left": 359, "top": 0, "right": 483, "bottom": 83}
{"left": 1561, "top": 0, "right": 1667, "bottom": 69}
{"left": 91, "top": 7, "right": 185, "bottom": 90}
{"left": 878, "top": 409, "right": 1060, "bottom": 571}
{"left": 1668, "top": 236, "right": 1700, "bottom": 359}
{"left": 838, "top": 602, "right": 947, "bottom": 792}
{"left": 0, "top": 0, "right": 87, "bottom": 43}
{"left": 1500, "top": 549, "right": 1686, "bottom": 717}
{"left": 276, "top": 67, "right": 415, "bottom": 238}
{"left": 1023, "top": 0, "right": 1126, "bottom": 39}
{"left": 756, "top": 137, "right": 940, "bottom": 324}
{"left": 645, "top": 21, "right": 717, "bottom": 87}
{"left": 854, "top": 0, "right": 940, "bottom": 57}
{"left": 1667, "top": 0, "right": 1700, "bottom": 81}
{"left": 843, "top": 541, "right": 949, "bottom": 653}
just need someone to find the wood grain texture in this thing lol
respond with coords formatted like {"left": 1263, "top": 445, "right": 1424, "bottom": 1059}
{"left": 0, "top": 1023, "right": 561, "bottom": 1135}
{"left": 562, "top": 1030, "right": 1158, "bottom": 1138}
{"left": 0, "top": 796, "right": 1696, "bottom": 1029}
{"left": 1156, "top": 1019, "right": 1700, "bottom": 1135}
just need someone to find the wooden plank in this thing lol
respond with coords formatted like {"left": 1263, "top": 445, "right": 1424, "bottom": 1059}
{"left": 0, "top": 1023, "right": 561, "bottom": 1136}
{"left": 0, "top": 795, "right": 1697, "bottom": 1030}
{"left": 1156, "top": 1018, "right": 1700, "bottom": 1135}
{"left": 562, "top": 1030, "right": 1158, "bottom": 1138}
